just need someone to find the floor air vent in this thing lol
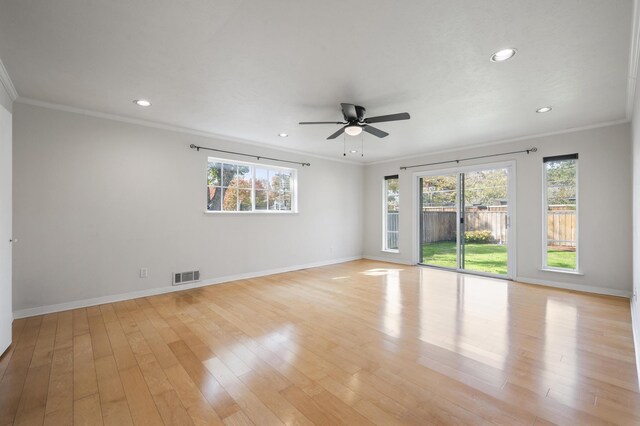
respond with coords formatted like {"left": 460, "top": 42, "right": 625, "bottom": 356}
{"left": 173, "top": 270, "right": 200, "bottom": 286}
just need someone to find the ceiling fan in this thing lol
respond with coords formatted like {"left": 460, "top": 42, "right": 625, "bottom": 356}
{"left": 299, "top": 103, "right": 410, "bottom": 139}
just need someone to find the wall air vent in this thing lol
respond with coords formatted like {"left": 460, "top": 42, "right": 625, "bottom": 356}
{"left": 173, "top": 270, "right": 200, "bottom": 286}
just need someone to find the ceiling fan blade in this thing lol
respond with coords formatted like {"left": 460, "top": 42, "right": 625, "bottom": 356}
{"left": 299, "top": 121, "right": 345, "bottom": 125}
{"left": 327, "top": 126, "right": 347, "bottom": 140}
{"left": 364, "top": 112, "right": 411, "bottom": 124}
{"left": 341, "top": 103, "right": 358, "bottom": 121}
{"left": 363, "top": 125, "right": 389, "bottom": 138}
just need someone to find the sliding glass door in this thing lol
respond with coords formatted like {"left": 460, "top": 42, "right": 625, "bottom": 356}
{"left": 419, "top": 165, "right": 513, "bottom": 278}
{"left": 420, "top": 174, "right": 459, "bottom": 269}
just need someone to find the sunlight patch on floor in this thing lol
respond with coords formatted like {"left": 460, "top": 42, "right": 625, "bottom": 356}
{"left": 361, "top": 268, "right": 404, "bottom": 276}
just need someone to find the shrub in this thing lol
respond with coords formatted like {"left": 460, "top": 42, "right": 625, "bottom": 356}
{"left": 464, "top": 230, "right": 493, "bottom": 243}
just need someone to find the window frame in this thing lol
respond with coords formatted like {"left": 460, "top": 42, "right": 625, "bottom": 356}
{"left": 205, "top": 157, "right": 298, "bottom": 214}
{"left": 382, "top": 175, "right": 400, "bottom": 253}
{"left": 542, "top": 154, "right": 579, "bottom": 273}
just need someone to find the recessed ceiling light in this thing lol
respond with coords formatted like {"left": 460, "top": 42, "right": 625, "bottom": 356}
{"left": 278, "top": 133, "right": 288, "bottom": 137}
{"left": 344, "top": 125, "right": 363, "bottom": 136}
{"left": 133, "top": 99, "right": 151, "bottom": 107}
{"left": 350, "top": 150, "right": 358, "bottom": 153}
{"left": 490, "top": 48, "right": 517, "bottom": 62}
{"left": 536, "top": 106, "right": 552, "bottom": 113}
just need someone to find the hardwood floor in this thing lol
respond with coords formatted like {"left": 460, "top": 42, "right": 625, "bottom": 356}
{"left": 0, "top": 259, "right": 638, "bottom": 425}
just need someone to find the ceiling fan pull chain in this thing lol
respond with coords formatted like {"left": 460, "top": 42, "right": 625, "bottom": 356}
{"left": 361, "top": 132, "right": 364, "bottom": 157}
{"left": 343, "top": 133, "right": 346, "bottom": 157}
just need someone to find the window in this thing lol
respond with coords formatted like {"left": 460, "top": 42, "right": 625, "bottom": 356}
{"left": 543, "top": 154, "right": 578, "bottom": 271}
{"left": 383, "top": 175, "right": 399, "bottom": 251}
{"left": 207, "top": 158, "right": 296, "bottom": 213}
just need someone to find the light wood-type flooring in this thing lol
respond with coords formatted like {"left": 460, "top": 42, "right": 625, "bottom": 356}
{"left": 0, "top": 260, "right": 638, "bottom": 425}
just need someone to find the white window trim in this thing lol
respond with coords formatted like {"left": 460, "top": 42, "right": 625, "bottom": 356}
{"left": 541, "top": 156, "right": 580, "bottom": 273}
{"left": 382, "top": 176, "right": 400, "bottom": 253}
{"left": 206, "top": 157, "right": 298, "bottom": 214}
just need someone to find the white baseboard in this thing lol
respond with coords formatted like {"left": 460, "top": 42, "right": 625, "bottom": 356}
{"left": 631, "top": 297, "right": 640, "bottom": 390}
{"left": 363, "top": 255, "right": 414, "bottom": 265}
{"left": 515, "top": 276, "right": 632, "bottom": 298}
{"left": 13, "top": 255, "right": 363, "bottom": 319}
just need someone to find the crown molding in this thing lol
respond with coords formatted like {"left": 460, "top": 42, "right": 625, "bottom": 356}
{"left": 0, "top": 57, "right": 18, "bottom": 101}
{"left": 363, "top": 118, "right": 630, "bottom": 167}
{"left": 627, "top": 0, "right": 640, "bottom": 120}
{"left": 15, "top": 97, "right": 364, "bottom": 167}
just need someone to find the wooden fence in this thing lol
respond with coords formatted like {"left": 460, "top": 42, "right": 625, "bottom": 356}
{"left": 416, "top": 207, "right": 575, "bottom": 246}
{"left": 419, "top": 212, "right": 456, "bottom": 244}
{"left": 547, "top": 210, "right": 576, "bottom": 247}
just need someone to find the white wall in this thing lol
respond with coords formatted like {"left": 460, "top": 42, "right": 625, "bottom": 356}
{"left": 12, "top": 103, "right": 363, "bottom": 313}
{"left": 632, "top": 52, "right": 640, "bottom": 376}
{"left": 364, "top": 123, "right": 633, "bottom": 296}
{"left": 0, "top": 85, "right": 11, "bottom": 113}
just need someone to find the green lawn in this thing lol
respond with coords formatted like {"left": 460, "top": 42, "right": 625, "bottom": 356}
{"left": 421, "top": 241, "right": 576, "bottom": 275}
{"left": 546, "top": 248, "right": 577, "bottom": 270}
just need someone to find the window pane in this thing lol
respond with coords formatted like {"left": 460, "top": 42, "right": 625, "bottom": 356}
{"left": 269, "top": 170, "right": 284, "bottom": 191}
{"left": 419, "top": 175, "right": 456, "bottom": 265}
{"left": 208, "top": 162, "right": 222, "bottom": 186}
{"left": 386, "top": 178, "right": 399, "bottom": 213}
{"left": 280, "top": 172, "right": 292, "bottom": 191}
{"left": 545, "top": 158, "right": 577, "bottom": 270}
{"left": 222, "top": 187, "right": 238, "bottom": 211}
{"left": 385, "top": 178, "right": 399, "bottom": 250}
{"left": 222, "top": 164, "right": 238, "bottom": 187}
{"left": 238, "top": 189, "right": 252, "bottom": 211}
{"left": 269, "top": 191, "right": 289, "bottom": 210}
{"left": 255, "top": 189, "right": 268, "bottom": 210}
{"left": 255, "top": 168, "right": 269, "bottom": 190}
{"left": 281, "top": 192, "right": 291, "bottom": 211}
{"left": 237, "top": 165, "right": 252, "bottom": 188}
{"left": 207, "top": 186, "right": 222, "bottom": 211}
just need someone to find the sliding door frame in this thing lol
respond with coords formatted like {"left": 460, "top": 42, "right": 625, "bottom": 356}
{"left": 412, "top": 160, "right": 517, "bottom": 279}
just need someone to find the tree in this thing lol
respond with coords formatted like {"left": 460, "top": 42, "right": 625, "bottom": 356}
{"left": 207, "top": 162, "right": 250, "bottom": 210}
{"left": 421, "top": 170, "right": 508, "bottom": 208}
{"left": 386, "top": 178, "right": 399, "bottom": 212}
{"left": 268, "top": 172, "right": 292, "bottom": 210}
{"left": 422, "top": 175, "right": 457, "bottom": 207}
{"left": 463, "top": 169, "right": 507, "bottom": 206}
{"left": 546, "top": 160, "right": 576, "bottom": 206}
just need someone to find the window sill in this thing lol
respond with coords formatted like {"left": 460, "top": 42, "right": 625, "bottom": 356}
{"left": 204, "top": 211, "right": 299, "bottom": 215}
{"left": 381, "top": 249, "right": 400, "bottom": 254}
{"left": 540, "top": 268, "right": 583, "bottom": 276}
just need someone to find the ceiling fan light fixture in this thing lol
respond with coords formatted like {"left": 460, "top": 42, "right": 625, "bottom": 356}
{"left": 344, "top": 125, "right": 363, "bottom": 136}
{"left": 536, "top": 106, "right": 552, "bottom": 113}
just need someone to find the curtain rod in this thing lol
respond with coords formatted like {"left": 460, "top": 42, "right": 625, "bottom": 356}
{"left": 190, "top": 144, "right": 311, "bottom": 167}
{"left": 399, "top": 147, "right": 537, "bottom": 170}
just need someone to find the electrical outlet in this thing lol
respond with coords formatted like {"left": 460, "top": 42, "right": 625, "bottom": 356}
{"left": 140, "top": 268, "right": 148, "bottom": 278}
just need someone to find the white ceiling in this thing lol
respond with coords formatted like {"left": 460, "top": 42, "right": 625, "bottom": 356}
{"left": 0, "top": 0, "right": 634, "bottom": 163}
